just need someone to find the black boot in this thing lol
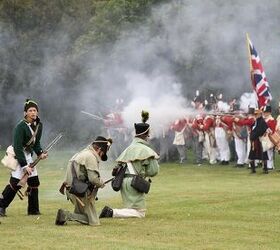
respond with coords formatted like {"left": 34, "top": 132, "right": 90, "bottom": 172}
{"left": 27, "top": 187, "right": 41, "bottom": 215}
{"left": 55, "top": 209, "right": 68, "bottom": 225}
{"left": 0, "top": 183, "right": 19, "bottom": 216}
{"left": 99, "top": 206, "right": 113, "bottom": 218}
{"left": 263, "top": 161, "right": 268, "bottom": 174}
{"left": 0, "top": 207, "right": 6, "bottom": 217}
{"left": 250, "top": 161, "right": 256, "bottom": 173}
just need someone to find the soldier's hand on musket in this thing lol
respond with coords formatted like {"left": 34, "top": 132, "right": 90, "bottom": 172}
{"left": 40, "top": 152, "right": 48, "bottom": 160}
{"left": 266, "top": 128, "right": 273, "bottom": 134}
{"left": 23, "top": 165, "right": 33, "bottom": 175}
{"left": 100, "top": 180, "right": 105, "bottom": 189}
{"left": 234, "top": 117, "right": 239, "bottom": 123}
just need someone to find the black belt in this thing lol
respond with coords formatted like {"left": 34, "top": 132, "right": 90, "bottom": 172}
{"left": 124, "top": 174, "right": 135, "bottom": 178}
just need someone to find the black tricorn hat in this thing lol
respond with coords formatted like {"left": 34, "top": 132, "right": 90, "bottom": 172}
{"left": 93, "top": 136, "right": 112, "bottom": 161}
{"left": 135, "top": 110, "right": 150, "bottom": 137}
{"left": 263, "top": 105, "right": 272, "bottom": 113}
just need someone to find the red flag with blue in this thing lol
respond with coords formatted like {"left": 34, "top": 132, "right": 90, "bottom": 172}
{"left": 247, "top": 36, "right": 272, "bottom": 108}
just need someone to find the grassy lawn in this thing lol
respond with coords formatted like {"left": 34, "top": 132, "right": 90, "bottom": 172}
{"left": 1, "top": 150, "right": 280, "bottom": 249}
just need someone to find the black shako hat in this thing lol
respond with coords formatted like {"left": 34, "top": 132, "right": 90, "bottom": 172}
{"left": 134, "top": 110, "right": 150, "bottom": 137}
{"left": 263, "top": 105, "right": 272, "bottom": 113}
{"left": 248, "top": 107, "right": 255, "bottom": 115}
{"left": 24, "top": 99, "right": 39, "bottom": 112}
{"left": 232, "top": 103, "right": 240, "bottom": 111}
{"left": 93, "top": 136, "right": 112, "bottom": 161}
{"left": 193, "top": 95, "right": 203, "bottom": 103}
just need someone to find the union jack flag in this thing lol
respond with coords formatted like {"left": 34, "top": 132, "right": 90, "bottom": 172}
{"left": 247, "top": 36, "right": 272, "bottom": 107}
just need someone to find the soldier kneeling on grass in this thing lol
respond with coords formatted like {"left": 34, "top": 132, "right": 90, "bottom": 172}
{"left": 55, "top": 136, "right": 112, "bottom": 226}
{"left": 99, "top": 111, "right": 159, "bottom": 219}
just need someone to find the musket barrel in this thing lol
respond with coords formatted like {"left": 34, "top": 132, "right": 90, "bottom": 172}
{"left": 16, "top": 133, "right": 63, "bottom": 191}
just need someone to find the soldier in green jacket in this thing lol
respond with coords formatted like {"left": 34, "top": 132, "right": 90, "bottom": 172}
{"left": 100, "top": 111, "right": 159, "bottom": 218}
{"left": 55, "top": 136, "right": 112, "bottom": 226}
{"left": 0, "top": 99, "right": 48, "bottom": 217}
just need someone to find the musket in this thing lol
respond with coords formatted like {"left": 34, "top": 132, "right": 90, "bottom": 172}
{"left": 104, "top": 177, "right": 114, "bottom": 184}
{"left": 17, "top": 133, "right": 63, "bottom": 190}
{"left": 92, "top": 177, "right": 114, "bottom": 201}
{"left": 16, "top": 190, "right": 24, "bottom": 200}
{"left": 81, "top": 110, "right": 115, "bottom": 123}
{"left": 84, "top": 177, "right": 115, "bottom": 195}
{"left": 74, "top": 178, "right": 113, "bottom": 207}
{"left": 206, "top": 112, "right": 247, "bottom": 117}
{"left": 81, "top": 111, "right": 105, "bottom": 121}
{"left": 59, "top": 177, "right": 114, "bottom": 206}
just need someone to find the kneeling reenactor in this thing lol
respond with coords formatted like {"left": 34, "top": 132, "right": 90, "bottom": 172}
{"left": 55, "top": 136, "right": 112, "bottom": 226}
{"left": 99, "top": 111, "right": 159, "bottom": 219}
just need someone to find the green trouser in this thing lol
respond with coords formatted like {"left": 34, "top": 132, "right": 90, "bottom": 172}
{"left": 67, "top": 211, "right": 88, "bottom": 224}
{"left": 65, "top": 190, "right": 100, "bottom": 226}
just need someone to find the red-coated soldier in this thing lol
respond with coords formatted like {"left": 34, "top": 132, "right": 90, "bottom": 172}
{"left": 234, "top": 107, "right": 255, "bottom": 166}
{"left": 262, "top": 106, "right": 276, "bottom": 170}
{"left": 215, "top": 115, "right": 231, "bottom": 165}
{"left": 191, "top": 114, "right": 204, "bottom": 165}
{"left": 171, "top": 118, "right": 187, "bottom": 164}
{"left": 201, "top": 114, "right": 217, "bottom": 164}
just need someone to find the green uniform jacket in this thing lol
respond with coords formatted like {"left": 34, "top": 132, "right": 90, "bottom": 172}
{"left": 116, "top": 138, "right": 160, "bottom": 209}
{"left": 13, "top": 119, "right": 43, "bottom": 167}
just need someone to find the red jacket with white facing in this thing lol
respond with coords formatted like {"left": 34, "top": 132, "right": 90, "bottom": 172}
{"left": 170, "top": 119, "right": 187, "bottom": 132}
{"left": 264, "top": 115, "right": 276, "bottom": 133}
{"left": 235, "top": 116, "right": 255, "bottom": 131}
{"left": 202, "top": 115, "right": 215, "bottom": 132}
{"left": 219, "top": 115, "right": 233, "bottom": 131}
{"left": 191, "top": 115, "right": 204, "bottom": 136}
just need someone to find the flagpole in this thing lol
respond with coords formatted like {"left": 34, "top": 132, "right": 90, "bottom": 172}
{"left": 246, "top": 33, "right": 253, "bottom": 72}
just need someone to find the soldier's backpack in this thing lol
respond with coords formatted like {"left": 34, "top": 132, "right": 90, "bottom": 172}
{"left": 1, "top": 146, "right": 18, "bottom": 171}
{"left": 69, "top": 161, "right": 89, "bottom": 197}
{"left": 111, "top": 163, "right": 127, "bottom": 192}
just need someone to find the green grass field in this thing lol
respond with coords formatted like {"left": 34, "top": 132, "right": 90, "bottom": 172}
{"left": 1, "top": 150, "right": 280, "bottom": 250}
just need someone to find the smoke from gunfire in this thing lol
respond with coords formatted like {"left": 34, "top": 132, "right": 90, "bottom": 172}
{"left": 79, "top": 0, "right": 280, "bottom": 134}
{"left": 0, "top": 0, "right": 280, "bottom": 147}
{"left": 121, "top": 72, "right": 195, "bottom": 135}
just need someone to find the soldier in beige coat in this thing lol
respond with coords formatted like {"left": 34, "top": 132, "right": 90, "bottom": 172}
{"left": 55, "top": 136, "right": 112, "bottom": 226}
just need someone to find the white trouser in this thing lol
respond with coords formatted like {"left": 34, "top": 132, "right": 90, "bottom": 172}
{"left": 245, "top": 135, "right": 251, "bottom": 164}
{"left": 11, "top": 152, "right": 37, "bottom": 179}
{"left": 112, "top": 208, "right": 146, "bottom": 218}
{"left": 234, "top": 136, "right": 247, "bottom": 164}
{"left": 215, "top": 127, "right": 230, "bottom": 161}
{"left": 204, "top": 133, "right": 217, "bottom": 164}
{"left": 202, "top": 141, "right": 208, "bottom": 160}
{"left": 266, "top": 148, "right": 274, "bottom": 169}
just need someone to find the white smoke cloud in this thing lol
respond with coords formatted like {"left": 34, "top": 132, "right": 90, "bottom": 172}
{"left": 217, "top": 101, "right": 230, "bottom": 113}
{"left": 121, "top": 72, "right": 193, "bottom": 135}
{"left": 77, "top": 0, "right": 280, "bottom": 139}
{"left": 240, "top": 92, "right": 258, "bottom": 111}
{"left": 2, "top": 0, "right": 280, "bottom": 146}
